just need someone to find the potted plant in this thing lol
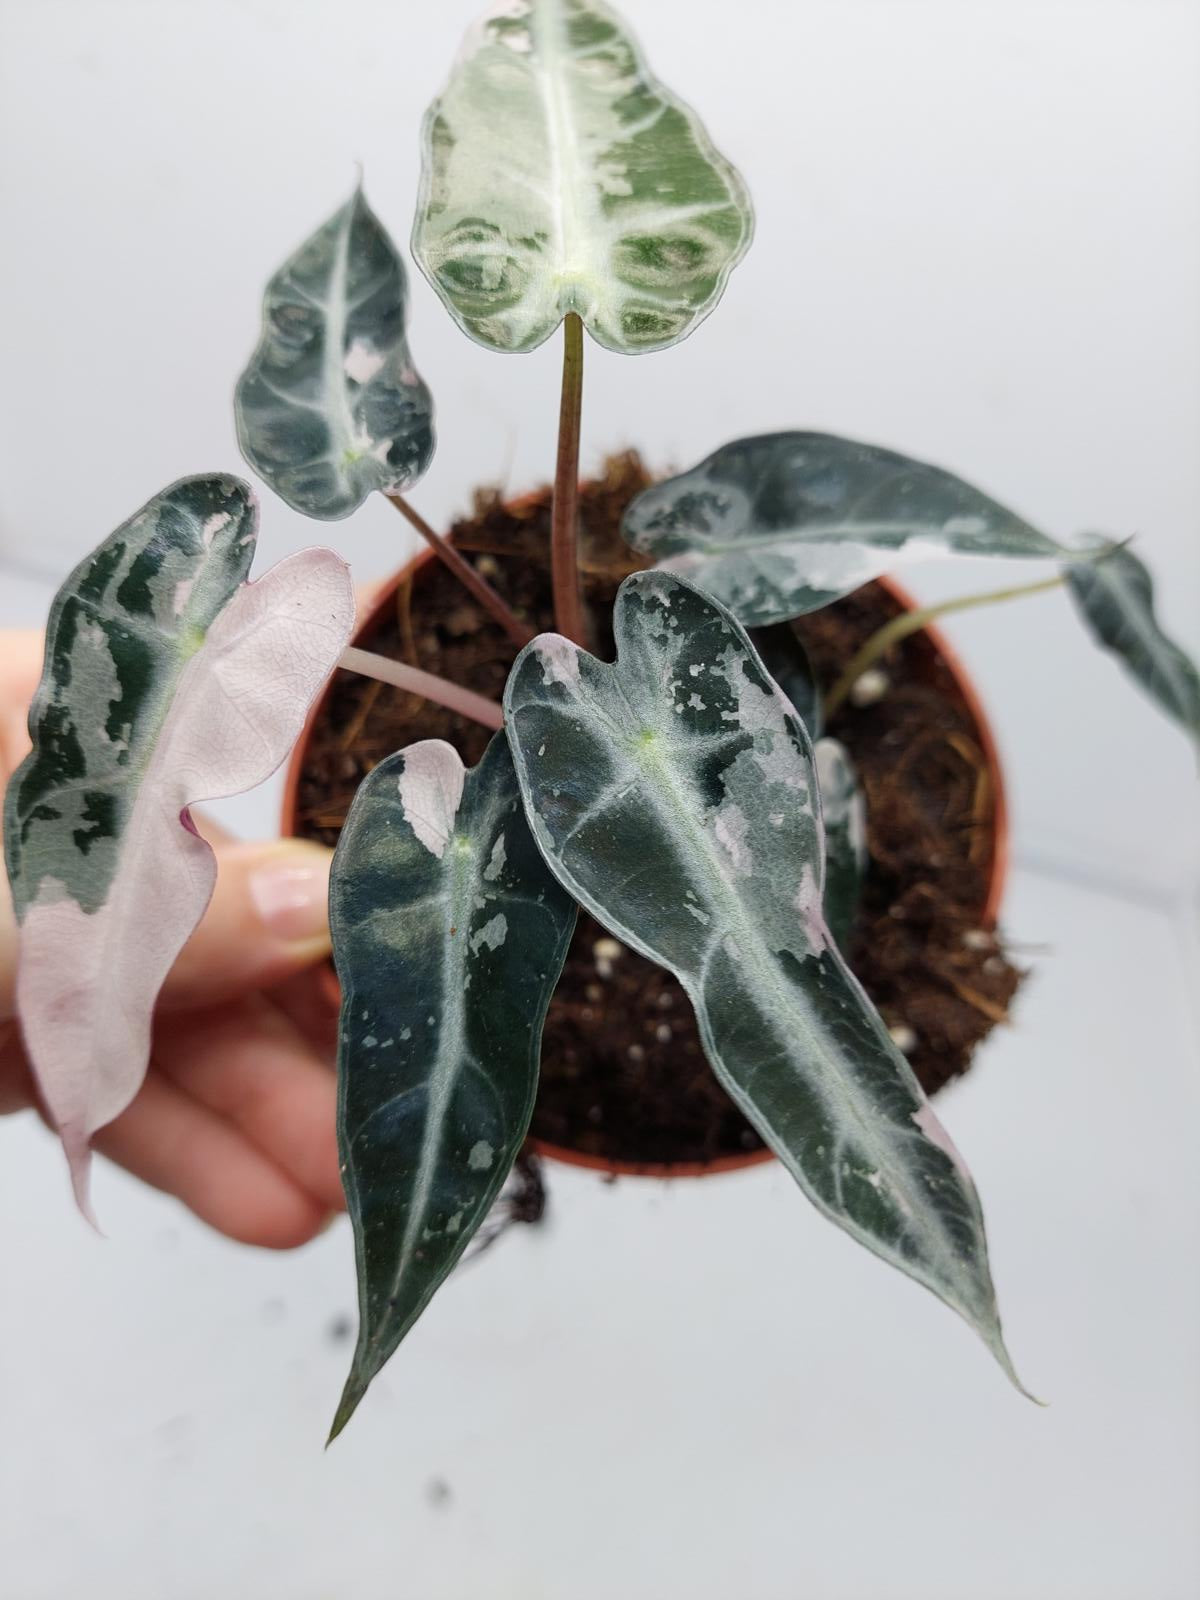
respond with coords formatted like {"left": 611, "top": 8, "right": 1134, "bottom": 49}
{"left": 5, "top": 0, "right": 1197, "bottom": 1444}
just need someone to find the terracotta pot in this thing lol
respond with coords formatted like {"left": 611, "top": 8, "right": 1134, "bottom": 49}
{"left": 282, "top": 524, "right": 1009, "bottom": 1182}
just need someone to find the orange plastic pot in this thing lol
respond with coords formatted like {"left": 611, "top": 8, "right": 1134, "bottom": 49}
{"left": 282, "top": 528, "right": 1009, "bottom": 1182}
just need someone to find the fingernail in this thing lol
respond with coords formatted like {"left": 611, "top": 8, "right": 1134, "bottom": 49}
{"left": 250, "top": 847, "right": 332, "bottom": 945}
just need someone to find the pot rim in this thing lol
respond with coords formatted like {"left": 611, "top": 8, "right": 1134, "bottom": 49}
{"left": 281, "top": 514, "right": 1009, "bottom": 1184}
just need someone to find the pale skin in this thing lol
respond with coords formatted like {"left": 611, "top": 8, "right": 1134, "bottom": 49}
{"left": 0, "top": 629, "right": 347, "bottom": 1249}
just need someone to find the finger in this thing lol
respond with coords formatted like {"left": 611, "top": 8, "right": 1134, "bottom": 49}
{"left": 162, "top": 837, "right": 334, "bottom": 1010}
{"left": 0, "top": 853, "right": 16, "bottom": 1023}
{"left": 154, "top": 994, "right": 344, "bottom": 1213}
{"left": 92, "top": 1069, "right": 332, "bottom": 1249}
{"left": 1, "top": 842, "right": 35, "bottom": 1108}
{"left": 0, "top": 1023, "right": 35, "bottom": 1114}
{"left": 0, "top": 630, "right": 44, "bottom": 775}
{"left": 191, "top": 819, "right": 342, "bottom": 1055}
{"left": 269, "top": 966, "right": 341, "bottom": 1062}
{"left": 355, "top": 580, "right": 388, "bottom": 619}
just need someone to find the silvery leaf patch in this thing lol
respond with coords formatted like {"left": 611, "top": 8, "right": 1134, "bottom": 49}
{"left": 329, "top": 733, "right": 576, "bottom": 1438}
{"left": 412, "top": 0, "right": 753, "bottom": 354}
{"left": 623, "top": 432, "right": 1067, "bottom": 626}
{"left": 3, "top": 476, "right": 355, "bottom": 1212}
{"left": 505, "top": 570, "right": 1027, "bottom": 1391}
{"left": 813, "top": 737, "right": 866, "bottom": 952}
{"left": 237, "top": 186, "right": 435, "bottom": 519}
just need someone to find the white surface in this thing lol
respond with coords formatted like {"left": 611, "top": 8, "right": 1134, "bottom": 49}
{"left": 0, "top": 0, "right": 1197, "bottom": 896}
{"left": 1, "top": 4, "right": 1199, "bottom": 1598}
{"left": 1, "top": 864, "right": 1198, "bottom": 1600}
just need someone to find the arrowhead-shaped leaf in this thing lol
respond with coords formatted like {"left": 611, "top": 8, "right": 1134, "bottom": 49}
{"left": 329, "top": 733, "right": 576, "bottom": 1439}
{"left": 623, "top": 432, "right": 1066, "bottom": 626}
{"left": 412, "top": 0, "right": 753, "bottom": 354}
{"left": 1065, "top": 544, "right": 1200, "bottom": 750}
{"left": 3, "top": 476, "right": 355, "bottom": 1211}
{"left": 505, "top": 572, "right": 1025, "bottom": 1389}
{"left": 236, "top": 187, "right": 435, "bottom": 519}
{"left": 814, "top": 737, "right": 866, "bottom": 951}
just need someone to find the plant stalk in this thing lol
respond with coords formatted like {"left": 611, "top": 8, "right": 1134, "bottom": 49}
{"left": 339, "top": 646, "right": 504, "bottom": 731}
{"left": 823, "top": 572, "right": 1066, "bottom": 719}
{"left": 550, "top": 313, "right": 586, "bottom": 646}
{"left": 386, "top": 494, "right": 534, "bottom": 649}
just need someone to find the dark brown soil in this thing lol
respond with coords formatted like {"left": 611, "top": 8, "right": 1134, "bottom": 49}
{"left": 293, "top": 454, "right": 1022, "bottom": 1169}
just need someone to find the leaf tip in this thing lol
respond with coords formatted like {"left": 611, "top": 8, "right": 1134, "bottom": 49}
{"left": 63, "top": 1132, "right": 104, "bottom": 1235}
{"left": 988, "top": 1328, "right": 1044, "bottom": 1407}
{"left": 327, "top": 1372, "right": 368, "bottom": 1445}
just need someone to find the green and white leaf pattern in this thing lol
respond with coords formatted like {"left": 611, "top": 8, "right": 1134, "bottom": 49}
{"left": 236, "top": 187, "right": 435, "bottom": 519}
{"left": 623, "top": 432, "right": 1066, "bottom": 626}
{"left": 412, "top": 0, "right": 753, "bottom": 354}
{"left": 4, "top": 477, "right": 355, "bottom": 1210}
{"left": 505, "top": 572, "right": 1025, "bottom": 1390}
{"left": 329, "top": 733, "right": 576, "bottom": 1439}
{"left": 814, "top": 737, "right": 866, "bottom": 951}
{"left": 1065, "top": 544, "right": 1200, "bottom": 750}
{"left": 6, "top": 477, "right": 257, "bottom": 922}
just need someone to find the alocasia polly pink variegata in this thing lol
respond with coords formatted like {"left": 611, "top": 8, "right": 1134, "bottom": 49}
{"left": 3, "top": 475, "right": 354, "bottom": 1216}
{"left": 9, "top": 0, "right": 1198, "bottom": 1445}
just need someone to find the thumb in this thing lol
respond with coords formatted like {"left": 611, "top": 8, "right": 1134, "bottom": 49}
{"left": 162, "top": 836, "right": 335, "bottom": 1010}
{"left": 0, "top": 854, "right": 16, "bottom": 1024}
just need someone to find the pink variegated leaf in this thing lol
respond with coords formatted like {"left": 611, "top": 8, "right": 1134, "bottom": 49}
{"left": 3, "top": 475, "right": 355, "bottom": 1215}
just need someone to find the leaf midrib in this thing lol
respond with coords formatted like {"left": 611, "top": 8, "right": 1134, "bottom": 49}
{"left": 531, "top": 0, "right": 589, "bottom": 307}
{"left": 1090, "top": 561, "right": 1199, "bottom": 725}
{"left": 373, "top": 831, "right": 476, "bottom": 1343}
{"left": 321, "top": 202, "right": 359, "bottom": 466}
{"left": 550, "top": 679, "right": 978, "bottom": 1313}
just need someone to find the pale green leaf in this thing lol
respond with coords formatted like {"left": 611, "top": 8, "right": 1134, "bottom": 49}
{"left": 624, "top": 432, "right": 1066, "bottom": 626}
{"left": 505, "top": 571, "right": 1025, "bottom": 1391}
{"left": 236, "top": 187, "right": 435, "bottom": 519}
{"left": 412, "top": 0, "right": 753, "bottom": 354}
{"left": 329, "top": 733, "right": 576, "bottom": 1439}
{"left": 1066, "top": 544, "right": 1200, "bottom": 750}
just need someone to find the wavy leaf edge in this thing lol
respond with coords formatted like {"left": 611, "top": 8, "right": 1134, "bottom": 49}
{"left": 504, "top": 569, "right": 1032, "bottom": 1398}
{"left": 329, "top": 732, "right": 576, "bottom": 1438}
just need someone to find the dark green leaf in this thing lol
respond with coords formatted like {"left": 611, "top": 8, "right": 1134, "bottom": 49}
{"left": 329, "top": 733, "right": 576, "bottom": 1438}
{"left": 236, "top": 186, "right": 435, "bottom": 519}
{"left": 505, "top": 572, "right": 1026, "bottom": 1392}
{"left": 1066, "top": 544, "right": 1200, "bottom": 750}
{"left": 623, "top": 432, "right": 1065, "bottom": 626}
{"left": 750, "top": 622, "right": 823, "bottom": 737}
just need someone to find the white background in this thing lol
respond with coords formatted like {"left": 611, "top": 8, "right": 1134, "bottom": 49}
{"left": 1, "top": 2, "right": 1198, "bottom": 1597}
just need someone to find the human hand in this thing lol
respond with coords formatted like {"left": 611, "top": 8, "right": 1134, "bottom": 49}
{"left": 1, "top": 629, "right": 345, "bottom": 1248}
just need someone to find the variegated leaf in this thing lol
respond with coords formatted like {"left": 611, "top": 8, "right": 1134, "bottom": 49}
{"left": 814, "top": 737, "right": 866, "bottom": 951}
{"left": 623, "top": 432, "right": 1066, "bottom": 626}
{"left": 3, "top": 476, "right": 355, "bottom": 1211}
{"left": 236, "top": 187, "right": 435, "bottom": 519}
{"left": 412, "top": 0, "right": 753, "bottom": 354}
{"left": 1065, "top": 544, "right": 1200, "bottom": 750}
{"left": 750, "top": 623, "right": 823, "bottom": 737}
{"left": 505, "top": 571, "right": 1025, "bottom": 1390}
{"left": 329, "top": 733, "right": 576, "bottom": 1439}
